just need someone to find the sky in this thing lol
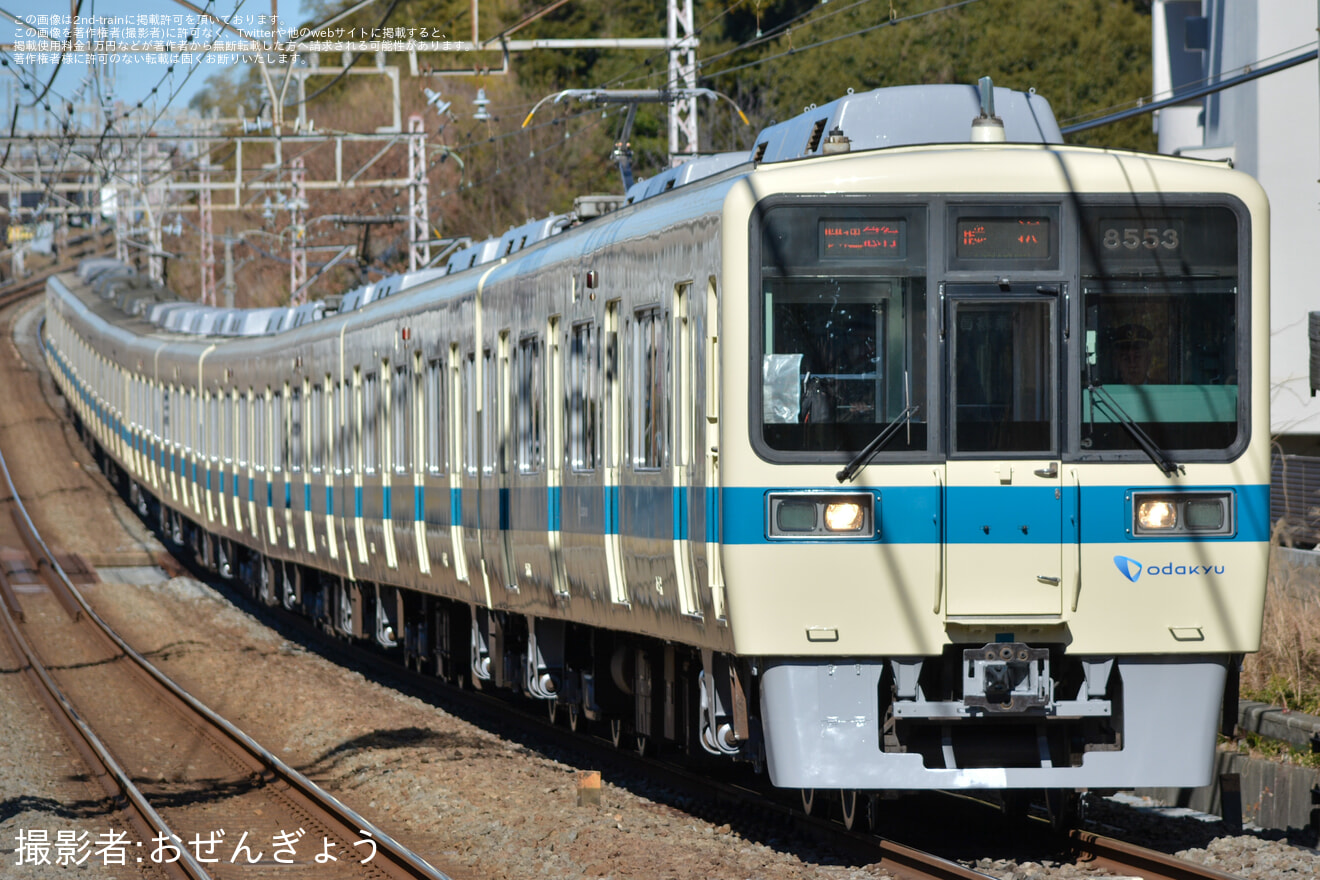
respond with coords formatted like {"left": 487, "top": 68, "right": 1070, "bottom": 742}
{"left": 2, "top": 0, "right": 314, "bottom": 131}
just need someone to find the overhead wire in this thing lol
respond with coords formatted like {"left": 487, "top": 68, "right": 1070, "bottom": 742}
{"left": 700, "top": 0, "right": 984, "bottom": 81}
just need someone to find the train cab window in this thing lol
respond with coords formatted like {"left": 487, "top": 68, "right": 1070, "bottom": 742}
{"left": 1079, "top": 205, "right": 1244, "bottom": 455}
{"left": 570, "top": 322, "right": 599, "bottom": 472}
{"left": 631, "top": 307, "right": 666, "bottom": 470}
{"left": 755, "top": 204, "right": 928, "bottom": 459}
{"left": 516, "top": 335, "right": 544, "bottom": 473}
{"left": 425, "top": 358, "right": 445, "bottom": 476}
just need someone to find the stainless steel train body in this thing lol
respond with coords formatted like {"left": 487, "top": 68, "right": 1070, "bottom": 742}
{"left": 44, "top": 84, "right": 1270, "bottom": 800}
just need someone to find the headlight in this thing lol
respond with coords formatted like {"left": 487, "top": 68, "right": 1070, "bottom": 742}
{"left": 776, "top": 500, "right": 816, "bottom": 532}
{"left": 1131, "top": 492, "right": 1234, "bottom": 537}
{"left": 1136, "top": 499, "right": 1177, "bottom": 530}
{"left": 768, "top": 493, "right": 876, "bottom": 539}
{"left": 824, "top": 501, "right": 865, "bottom": 532}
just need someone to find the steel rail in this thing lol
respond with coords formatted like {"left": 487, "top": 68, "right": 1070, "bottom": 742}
{"left": 258, "top": 592, "right": 997, "bottom": 880}
{"left": 2, "top": 309, "right": 455, "bottom": 880}
{"left": 0, "top": 280, "right": 208, "bottom": 880}
{"left": 1070, "top": 828, "right": 1247, "bottom": 880}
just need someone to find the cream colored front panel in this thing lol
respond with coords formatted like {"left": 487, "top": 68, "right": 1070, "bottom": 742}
{"left": 723, "top": 541, "right": 947, "bottom": 657}
{"left": 943, "top": 459, "right": 1062, "bottom": 617}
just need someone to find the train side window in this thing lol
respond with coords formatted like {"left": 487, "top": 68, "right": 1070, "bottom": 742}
{"left": 425, "top": 357, "right": 445, "bottom": 476}
{"left": 290, "top": 384, "right": 303, "bottom": 473}
{"left": 223, "top": 389, "right": 234, "bottom": 465}
{"left": 310, "top": 382, "right": 324, "bottom": 474}
{"left": 238, "top": 391, "right": 250, "bottom": 468}
{"left": 187, "top": 389, "right": 195, "bottom": 456}
{"left": 517, "top": 334, "right": 543, "bottom": 474}
{"left": 207, "top": 392, "right": 218, "bottom": 463}
{"left": 570, "top": 322, "right": 598, "bottom": 471}
{"left": 631, "top": 306, "right": 666, "bottom": 470}
{"left": 482, "top": 348, "right": 498, "bottom": 475}
{"left": 337, "top": 376, "right": 352, "bottom": 475}
{"left": 412, "top": 353, "right": 424, "bottom": 476}
{"left": 363, "top": 370, "right": 379, "bottom": 474}
{"left": 463, "top": 353, "right": 477, "bottom": 476}
{"left": 394, "top": 362, "right": 411, "bottom": 475}
{"left": 497, "top": 336, "right": 511, "bottom": 475}
{"left": 325, "top": 378, "right": 337, "bottom": 474}
{"left": 254, "top": 389, "right": 267, "bottom": 472}
{"left": 273, "top": 387, "right": 285, "bottom": 473}
{"left": 161, "top": 385, "right": 172, "bottom": 448}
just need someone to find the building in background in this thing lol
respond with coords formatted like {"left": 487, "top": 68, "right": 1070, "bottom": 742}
{"left": 1153, "top": 0, "right": 1320, "bottom": 450}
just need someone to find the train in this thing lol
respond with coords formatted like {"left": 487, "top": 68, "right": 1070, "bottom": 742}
{"left": 43, "top": 81, "right": 1270, "bottom": 826}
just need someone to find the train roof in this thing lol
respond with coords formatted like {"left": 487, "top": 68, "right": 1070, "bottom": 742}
{"left": 750, "top": 84, "right": 1061, "bottom": 164}
{"left": 80, "top": 83, "right": 1067, "bottom": 340}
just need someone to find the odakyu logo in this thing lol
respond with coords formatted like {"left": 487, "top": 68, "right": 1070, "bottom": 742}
{"left": 1113, "top": 556, "right": 1143, "bottom": 583}
{"left": 1113, "top": 555, "right": 1225, "bottom": 583}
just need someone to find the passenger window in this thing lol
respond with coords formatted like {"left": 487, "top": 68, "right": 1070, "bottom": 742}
{"left": 362, "top": 371, "right": 379, "bottom": 474}
{"left": 570, "top": 322, "right": 598, "bottom": 472}
{"left": 631, "top": 307, "right": 666, "bottom": 470}
{"left": 517, "top": 335, "right": 543, "bottom": 473}
{"left": 425, "top": 357, "right": 445, "bottom": 476}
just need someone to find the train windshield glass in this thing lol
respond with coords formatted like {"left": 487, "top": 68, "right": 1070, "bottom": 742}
{"left": 756, "top": 205, "right": 928, "bottom": 455}
{"left": 1080, "top": 205, "right": 1242, "bottom": 453}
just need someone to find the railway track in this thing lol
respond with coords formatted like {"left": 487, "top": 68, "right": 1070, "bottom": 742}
{"left": 0, "top": 288, "right": 452, "bottom": 880}
{"left": 223, "top": 570, "right": 1254, "bottom": 880}
{"left": 0, "top": 278, "right": 1261, "bottom": 880}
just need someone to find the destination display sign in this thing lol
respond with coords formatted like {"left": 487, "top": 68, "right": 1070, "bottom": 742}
{"left": 955, "top": 217, "right": 1051, "bottom": 260}
{"left": 818, "top": 219, "right": 907, "bottom": 261}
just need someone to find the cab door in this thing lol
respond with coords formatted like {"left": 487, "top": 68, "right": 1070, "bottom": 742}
{"left": 943, "top": 285, "right": 1063, "bottom": 617}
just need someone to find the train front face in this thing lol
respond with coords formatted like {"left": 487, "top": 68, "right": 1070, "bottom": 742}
{"left": 721, "top": 145, "right": 1271, "bottom": 791}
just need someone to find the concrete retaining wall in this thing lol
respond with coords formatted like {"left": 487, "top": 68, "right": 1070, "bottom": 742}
{"left": 1136, "top": 701, "right": 1320, "bottom": 833}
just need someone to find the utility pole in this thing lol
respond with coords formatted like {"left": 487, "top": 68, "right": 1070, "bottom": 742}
{"left": 222, "top": 234, "right": 237, "bottom": 309}
{"left": 289, "top": 157, "right": 308, "bottom": 302}
{"left": 407, "top": 114, "right": 430, "bottom": 271}
{"left": 668, "top": 0, "right": 699, "bottom": 161}
{"left": 199, "top": 164, "right": 217, "bottom": 305}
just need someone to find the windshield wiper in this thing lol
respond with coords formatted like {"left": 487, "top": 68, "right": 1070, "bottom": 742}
{"left": 836, "top": 405, "right": 919, "bottom": 484}
{"left": 1086, "top": 381, "right": 1184, "bottom": 478}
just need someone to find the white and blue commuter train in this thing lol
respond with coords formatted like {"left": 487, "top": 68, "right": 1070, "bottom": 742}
{"left": 44, "top": 82, "right": 1270, "bottom": 818}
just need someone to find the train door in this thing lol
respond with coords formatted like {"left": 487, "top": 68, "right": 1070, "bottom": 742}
{"left": 494, "top": 332, "right": 515, "bottom": 591}
{"left": 411, "top": 354, "right": 430, "bottom": 575}
{"left": 703, "top": 279, "right": 726, "bottom": 620}
{"left": 943, "top": 284, "right": 1063, "bottom": 617}
{"left": 450, "top": 349, "right": 469, "bottom": 585}
{"left": 462, "top": 350, "right": 492, "bottom": 604}
{"left": 671, "top": 284, "right": 700, "bottom": 616}
{"left": 603, "top": 300, "right": 627, "bottom": 604}
{"left": 202, "top": 391, "right": 216, "bottom": 524}
{"left": 546, "top": 318, "right": 568, "bottom": 596}
{"left": 306, "top": 379, "right": 323, "bottom": 555}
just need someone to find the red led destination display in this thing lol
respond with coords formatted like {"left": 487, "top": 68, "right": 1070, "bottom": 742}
{"left": 956, "top": 217, "right": 1051, "bottom": 260}
{"left": 819, "top": 219, "right": 907, "bottom": 261}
